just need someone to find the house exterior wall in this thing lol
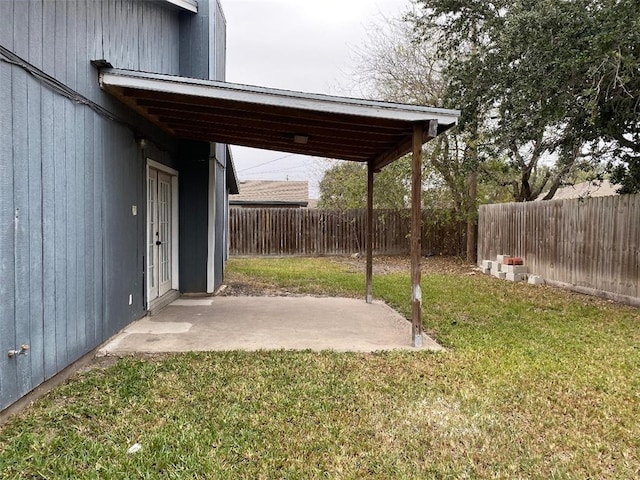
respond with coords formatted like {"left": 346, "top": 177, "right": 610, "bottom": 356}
{"left": 177, "top": 146, "right": 230, "bottom": 294}
{"left": 0, "top": 0, "right": 229, "bottom": 411}
{"left": 178, "top": 0, "right": 229, "bottom": 293}
{"left": 178, "top": 144, "right": 210, "bottom": 294}
{"left": 214, "top": 152, "right": 227, "bottom": 290}
{"left": 179, "top": 1, "right": 210, "bottom": 79}
{"left": 1, "top": 1, "right": 182, "bottom": 101}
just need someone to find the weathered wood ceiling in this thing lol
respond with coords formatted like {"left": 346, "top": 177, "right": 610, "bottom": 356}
{"left": 100, "top": 69, "right": 459, "bottom": 171}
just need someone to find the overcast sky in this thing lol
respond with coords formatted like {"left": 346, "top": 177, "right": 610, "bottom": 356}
{"left": 221, "top": 0, "right": 409, "bottom": 198}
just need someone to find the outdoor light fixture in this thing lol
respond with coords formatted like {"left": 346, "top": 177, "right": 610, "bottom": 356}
{"left": 293, "top": 134, "right": 309, "bottom": 145}
{"left": 90, "top": 59, "right": 113, "bottom": 69}
{"left": 134, "top": 134, "right": 148, "bottom": 149}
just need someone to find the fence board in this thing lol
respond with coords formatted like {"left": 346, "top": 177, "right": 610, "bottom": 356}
{"left": 229, "top": 208, "right": 465, "bottom": 257}
{"left": 478, "top": 194, "right": 640, "bottom": 302}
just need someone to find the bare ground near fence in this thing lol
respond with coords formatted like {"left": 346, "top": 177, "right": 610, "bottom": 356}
{"left": 334, "top": 255, "right": 475, "bottom": 275}
{"left": 219, "top": 256, "right": 477, "bottom": 297}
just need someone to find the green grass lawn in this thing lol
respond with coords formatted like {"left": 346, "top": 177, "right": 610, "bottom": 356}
{"left": 1, "top": 257, "right": 639, "bottom": 479}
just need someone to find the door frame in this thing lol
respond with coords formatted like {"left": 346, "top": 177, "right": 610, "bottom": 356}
{"left": 146, "top": 159, "right": 179, "bottom": 307}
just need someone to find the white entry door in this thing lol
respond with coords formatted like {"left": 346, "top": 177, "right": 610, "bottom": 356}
{"left": 148, "top": 168, "right": 173, "bottom": 301}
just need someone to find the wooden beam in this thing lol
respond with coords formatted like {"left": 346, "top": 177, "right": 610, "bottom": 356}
{"left": 372, "top": 136, "right": 412, "bottom": 172}
{"left": 148, "top": 108, "right": 400, "bottom": 145}
{"left": 118, "top": 86, "right": 413, "bottom": 130}
{"left": 411, "top": 123, "right": 424, "bottom": 347}
{"left": 373, "top": 120, "right": 439, "bottom": 171}
{"left": 139, "top": 100, "right": 408, "bottom": 138}
{"left": 366, "top": 161, "right": 374, "bottom": 304}
{"left": 171, "top": 130, "right": 370, "bottom": 162}
{"left": 164, "top": 118, "right": 386, "bottom": 153}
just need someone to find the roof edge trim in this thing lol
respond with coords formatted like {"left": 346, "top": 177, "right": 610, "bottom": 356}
{"left": 163, "top": 0, "right": 198, "bottom": 14}
{"left": 100, "top": 69, "right": 460, "bottom": 124}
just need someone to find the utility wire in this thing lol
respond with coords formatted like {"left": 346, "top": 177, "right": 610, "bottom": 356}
{"left": 0, "top": 43, "right": 136, "bottom": 134}
{"left": 246, "top": 165, "right": 312, "bottom": 176}
{"left": 236, "top": 153, "right": 297, "bottom": 173}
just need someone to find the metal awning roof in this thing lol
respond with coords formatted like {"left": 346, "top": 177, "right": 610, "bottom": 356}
{"left": 99, "top": 69, "right": 459, "bottom": 170}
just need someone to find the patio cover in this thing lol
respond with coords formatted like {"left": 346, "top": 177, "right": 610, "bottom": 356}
{"left": 99, "top": 68, "right": 461, "bottom": 347}
{"left": 99, "top": 69, "right": 459, "bottom": 170}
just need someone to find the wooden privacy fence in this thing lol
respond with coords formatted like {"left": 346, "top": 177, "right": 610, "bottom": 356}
{"left": 230, "top": 208, "right": 465, "bottom": 257}
{"left": 478, "top": 194, "right": 640, "bottom": 304}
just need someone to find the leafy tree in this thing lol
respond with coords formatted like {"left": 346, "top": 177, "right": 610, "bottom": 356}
{"left": 351, "top": 15, "right": 479, "bottom": 213}
{"left": 317, "top": 159, "right": 412, "bottom": 210}
{"left": 412, "top": 0, "right": 640, "bottom": 194}
{"left": 318, "top": 162, "right": 366, "bottom": 210}
{"left": 410, "top": 0, "right": 588, "bottom": 202}
{"left": 334, "top": 0, "right": 639, "bottom": 260}
{"left": 350, "top": 13, "right": 482, "bottom": 261}
{"left": 569, "top": 0, "right": 640, "bottom": 193}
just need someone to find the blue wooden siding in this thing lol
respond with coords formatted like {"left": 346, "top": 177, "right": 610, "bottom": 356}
{"left": 177, "top": 0, "right": 231, "bottom": 292}
{"left": 177, "top": 149, "right": 231, "bottom": 293}
{"left": 0, "top": 34, "right": 17, "bottom": 410}
{"left": 1, "top": 0, "right": 232, "bottom": 412}
{"left": 179, "top": 4, "right": 210, "bottom": 79}
{"left": 178, "top": 157, "right": 211, "bottom": 293}
{"left": 213, "top": 0, "right": 228, "bottom": 290}
{"left": 214, "top": 0, "right": 227, "bottom": 81}
{"left": 0, "top": 0, "right": 209, "bottom": 411}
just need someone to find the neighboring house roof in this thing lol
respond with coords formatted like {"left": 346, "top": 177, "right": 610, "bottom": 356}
{"left": 539, "top": 180, "right": 619, "bottom": 201}
{"left": 230, "top": 180, "right": 309, "bottom": 207}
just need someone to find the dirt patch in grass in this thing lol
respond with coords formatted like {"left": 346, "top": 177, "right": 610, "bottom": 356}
{"left": 236, "top": 255, "right": 619, "bottom": 306}
{"left": 332, "top": 255, "right": 476, "bottom": 275}
{"left": 219, "top": 279, "right": 351, "bottom": 298}
{"left": 220, "top": 256, "right": 477, "bottom": 297}
{"left": 218, "top": 281, "right": 321, "bottom": 297}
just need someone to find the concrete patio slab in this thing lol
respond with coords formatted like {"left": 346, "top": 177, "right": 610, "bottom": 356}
{"left": 98, "top": 296, "right": 443, "bottom": 354}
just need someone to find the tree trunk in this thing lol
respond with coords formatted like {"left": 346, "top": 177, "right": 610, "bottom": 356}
{"left": 466, "top": 21, "right": 479, "bottom": 264}
{"left": 466, "top": 170, "right": 477, "bottom": 263}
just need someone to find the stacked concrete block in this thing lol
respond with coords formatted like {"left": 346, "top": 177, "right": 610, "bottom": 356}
{"left": 503, "top": 260, "right": 527, "bottom": 282}
{"left": 528, "top": 275, "right": 545, "bottom": 285}
{"left": 491, "top": 261, "right": 506, "bottom": 279}
{"left": 490, "top": 261, "right": 500, "bottom": 275}
{"left": 503, "top": 264, "right": 527, "bottom": 274}
{"left": 506, "top": 272, "right": 526, "bottom": 282}
{"left": 481, "top": 260, "right": 493, "bottom": 274}
{"left": 505, "top": 269, "right": 527, "bottom": 281}
{"left": 479, "top": 254, "right": 542, "bottom": 283}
